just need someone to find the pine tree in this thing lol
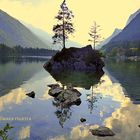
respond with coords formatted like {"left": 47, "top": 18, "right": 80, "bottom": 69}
{"left": 88, "top": 21, "right": 102, "bottom": 50}
{"left": 52, "top": 0, "right": 75, "bottom": 49}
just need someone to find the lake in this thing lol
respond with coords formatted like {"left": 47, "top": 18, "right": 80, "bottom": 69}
{"left": 0, "top": 58, "right": 140, "bottom": 140}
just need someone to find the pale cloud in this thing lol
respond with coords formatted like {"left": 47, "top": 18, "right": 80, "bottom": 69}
{"left": 0, "top": 88, "right": 27, "bottom": 111}
{"left": 18, "top": 126, "right": 31, "bottom": 139}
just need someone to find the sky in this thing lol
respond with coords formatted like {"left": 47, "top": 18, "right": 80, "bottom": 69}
{"left": 0, "top": 0, "right": 140, "bottom": 45}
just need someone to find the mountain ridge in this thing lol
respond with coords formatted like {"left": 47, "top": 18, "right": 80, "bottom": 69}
{"left": 102, "top": 9, "right": 140, "bottom": 52}
{"left": 0, "top": 9, "right": 50, "bottom": 49}
{"left": 23, "top": 22, "right": 82, "bottom": 50}
{"left": 98, "top": 28, "right": 121, "bottom": 49}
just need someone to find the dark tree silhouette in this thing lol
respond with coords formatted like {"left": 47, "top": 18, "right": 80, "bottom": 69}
{"left": 88, "top": 21, "right": 102, "bottom": 50}
{"left": 52, "top": 101, "right": 72, "bottom": 128}
{"left": 52, "top": 0, "right": 75, "bottom": 49}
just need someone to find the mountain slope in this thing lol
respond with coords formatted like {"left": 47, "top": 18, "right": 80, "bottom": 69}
{"left": 110, "top": 13, "right": 140, "bottom": 42}
{"left": 98, "top": 28, "right": 121, "bottom": 49}
{"left": 102, "top": 9, "right": 140, "bottom": 52}
{"left": 0, "top": 9, "right": 50, "bottom": 49}
{"left": 24, "top": 23, "right": 82, "bottom": 49}
{"left": 23, "top": 23, "right": 52, "bottom": 46}
{"left": 126, "top": 9, "right": 140, "bottom": 26}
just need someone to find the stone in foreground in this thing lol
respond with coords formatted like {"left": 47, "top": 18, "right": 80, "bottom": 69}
{"left": 47, "top": 84, "right": 60, "bottom": 89}
{"left": 80, "top": 118, "right": 86, "bottom": 123}
{"left": 48, "top": 83, "right": 82, "bottom": 107}
{"left": 48, "top": 87, "right": 63, "bottom": 97}
{"left": 26, "top": 91, "right": 35, "bottom": 98}
{"left": 90, "top": 126, "right": 115, "bottom": 137}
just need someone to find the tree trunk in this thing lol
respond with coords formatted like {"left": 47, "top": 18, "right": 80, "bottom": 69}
{"left": 63, "top": 17, "right": 66, "bottom": 49}
{"left": 94, "top": 40, "right": 95, "bottom": 50}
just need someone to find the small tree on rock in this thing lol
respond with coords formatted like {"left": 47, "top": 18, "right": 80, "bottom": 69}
{"left": 52, "top": 0, "right": 75, "bottom": 49}
{"left": 88, "top": 21, "right": 102, "bottom": 50}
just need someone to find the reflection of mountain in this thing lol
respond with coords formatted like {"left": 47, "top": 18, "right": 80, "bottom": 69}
{"left": 48, "top": 71, "right": 104, "bottom": 89}
{"left": 0, "top": 60, "right": 45, "bottom": 97}
{"left": 106, "top": 60, "right": 140, "bottom": 104}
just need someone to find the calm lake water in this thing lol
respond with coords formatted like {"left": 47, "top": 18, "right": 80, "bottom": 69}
{"left": 0, "top": 58, "right": 140, "bottom": 140}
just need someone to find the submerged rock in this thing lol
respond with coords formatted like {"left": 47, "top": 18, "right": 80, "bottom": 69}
{"left": 47, "top": 84, "right": 60, "bottom": 89}
{"left": 48, "top": 87, "right": 63, "bottom": 97}
{"left": 48, "top": 83, "right": 82, "bottom": 107}
{"left": 90, "top": 126, "right": 115, "bottom": 137}
{"left": 44, "top": 45, "right": 104, "bottom": 73}
{"left": 26, "top": 91, "right": 35, "bottom": 98}
{"left": 55, "top": 89, "right": 81, "bottom": 107}
{"left": 66, "top": 83, "right": 74, "bottom": 90}
{"left": 80, "top": 118, "right": 86, "bottom": 123}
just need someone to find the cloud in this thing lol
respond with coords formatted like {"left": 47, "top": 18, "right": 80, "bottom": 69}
{"left": 0, "top": 88, "right": 27, "bottom": 112}
{"left": 18, "top": 126, "right": 31, "bottom": 139}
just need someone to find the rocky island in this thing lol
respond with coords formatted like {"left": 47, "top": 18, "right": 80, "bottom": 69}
{"left": 44, "top": 45, "right": 104, "bottom": 73}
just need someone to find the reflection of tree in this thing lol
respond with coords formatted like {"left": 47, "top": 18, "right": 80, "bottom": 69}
{"left": 53, "top": 100, "right": 72, "bottom": 128}
{"left": 86, "top": 82, "right": 103, "bottom": 114}
{"left": 86, "top": 86, "right": 98, "bottom": 114}
{"left": 47, "top": 71, "right": 104, "bottom": 90}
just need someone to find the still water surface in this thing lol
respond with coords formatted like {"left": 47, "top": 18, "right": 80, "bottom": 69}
{"left": 0, "top": 59, "right": 140, "bottom": 140}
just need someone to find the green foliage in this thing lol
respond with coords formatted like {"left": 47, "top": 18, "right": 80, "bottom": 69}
{"left": 52, "top": 0, "right": 75, "bottom": 48}
{"left": 88, "top": 22, "right": 102, "bottom": 50}
{"left": 104, "top": 41, "right": 140, "bottom": 57}
{"left": 84, "top": 50, "right": 104, "bottom": 66}
{"left": 0, "top": 44, "right": 56, "bottom": 57}
{"left": 0, "top": 123, "right": 13, "bottom": 140}
{"left": 53, "top": 47, "right": 76, "bottom": 62}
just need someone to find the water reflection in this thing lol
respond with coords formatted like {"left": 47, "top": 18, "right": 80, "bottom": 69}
{"left": 18, "top": 126, "right": 30, "bottom": 140}
{"left": 47, "top": 70, "right": 104, "bottom": 89}
{"left": 0, "top": 57, "right": 50, "bottom": 64}
{"left": 0, "top": 88, "right": 27, "bottom": 111}
{"left": 54, "top": 107, "right": 72, "bottom": 128}
{"left": 1, "top": 59, "right": 140, "bottom": 139}
{"left": 0, "top": 58, "right": 47, "bottom": 97}
{"left": 106, "top": 60, "right": 140, "bottom": 104}
{"left": 46, "top": 70, "right": 104, "bottom": 125}
{"left": 49, "top": 73, "right": 140, "bottom": 140}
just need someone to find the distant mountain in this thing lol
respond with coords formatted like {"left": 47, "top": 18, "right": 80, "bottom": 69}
{"left": 0, "top": 9, "right": 50, "bottom": 49}
{"left": 98, "top": 28, "right": 121, "bottom": 49}
{"left": 102, "top": 9, "right": 140, "bottom": 52}
{"left": 24, "top": 23, "right": 82, "bottom": 50}
{"left": 23, "top": 23, "right": 52, "bottom": 46}
{"left": 126, "top": 9, "right": 140, "bottom": 26}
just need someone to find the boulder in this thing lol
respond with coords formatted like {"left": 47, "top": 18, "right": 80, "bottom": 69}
{"left": 44, "top": 45, "right": 104, "bottom": 73}
{"left": 26, "top": 91, "right": 35, "bottom": 98}
{"left": 48, "top": 84, "right": 82, "bottom": 107}
{"left": 48, "top": 87, "right": 63, "bottom": 97}
{"left": 80, "top": 118, "right": 86, "bottom": 123}
{"left": 56, "top": 89, "right": 81, "bottom": 106}
{"left": 47, "top": 84, "right": 60, "bottom": 89}
{"left": 90, "top": 126, "right": 115, "bottom": 137}
{"left": 66, "top": 83, "right": 74, "bottom": 90}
